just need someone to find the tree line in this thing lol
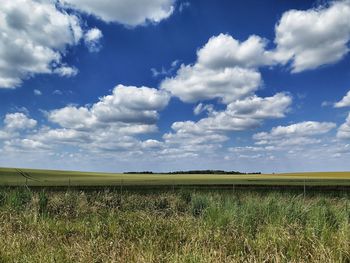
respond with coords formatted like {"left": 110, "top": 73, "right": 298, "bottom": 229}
{"left": 124, "top": 170, "right": 261, "bottom": 175}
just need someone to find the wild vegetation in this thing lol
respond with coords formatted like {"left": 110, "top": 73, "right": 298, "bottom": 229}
{"left": 0, "top": 187, "right": 349, "bottom": 262}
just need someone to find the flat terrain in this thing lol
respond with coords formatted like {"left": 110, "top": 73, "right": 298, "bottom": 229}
{"left": 0, "top": 188, "right": 349, "bottom": 262}
{"left": 0, "top": 168, "right": 349, "bottom": 262}
{"left": 0, "top": 167, "right": 350, "bottom": 187}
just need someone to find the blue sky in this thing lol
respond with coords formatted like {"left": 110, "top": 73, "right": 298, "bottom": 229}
{"left": 1, "top": 0, "right": 350, "bottom": 173}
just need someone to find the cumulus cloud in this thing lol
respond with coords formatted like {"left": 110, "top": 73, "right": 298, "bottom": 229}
{"left": 197, "top": 34, "right": 274, "bottom": 69}
{"left": 0, "top": 0, "right": 84, "bottom": 88}
{"left": 4, "top": 112, "right": 37, "bottom": 130}
{"left": 0, "top": 0, "right": 178, "bottom": 89}
{"left": 84, "top": 28, "right": 103, "bottom": 52}
{"left": 0, "top": 85, "right": 170, "bottom": 155}
{"left": 0, "top": 112, "right": 37, "bottom": 143}
{"left": 162, "top": 65, "right": 261, "bottom": 104}
{"left": 253, "top": 121, "right": 336, "bottom": 145}
{"left": 162, "top": 121, "right": 227, "bottom": 158}
{"left": 32, "top": 128, "right": 90, "bottom": 145}
{"left": 49, "top": 85, "right": 170, "bottom": 130}
{"left": 335, "top": 90, "right": 350, "bottom": 108}
{"left": 337, "top": 113, "right": 350, "bottom": 139}
{"left": 161, "top": 34, "right": 269, "bottom": 103}
{"left": 273, "top": 0, "right": 350, "bottom": 72}
{"left": 225, "top": 93, "right": 291, "bottom": 120}
{"left": 60, "top": 0, "right": 175, "bottom": 26}
{"left": 161, "top": 93, "right": 292, "bottom": 157}
{"left": 173, "top": 93, "right": 292, "bottom": 133}
{"left": 227, "top": 121, "right": 337, "bottom": 164}
{"left": 24, "top": 84, "right": 170, "bottom": 153}
{"left": 159, "top": 32, "right": 294, "bottom": 157}
{"left": 4, "top": 138, "right": 49, "bottom": 152}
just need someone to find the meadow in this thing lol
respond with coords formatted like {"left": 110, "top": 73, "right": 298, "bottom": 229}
{"left": 0, "top": 168, "right": 349, "bottom": 262}
{"left": 0, "top": 187, "right": 349, "bottom": 262}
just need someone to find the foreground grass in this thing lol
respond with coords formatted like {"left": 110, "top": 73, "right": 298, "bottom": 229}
{"left": 0, "top": 188, "right": 349, "bottom": 262}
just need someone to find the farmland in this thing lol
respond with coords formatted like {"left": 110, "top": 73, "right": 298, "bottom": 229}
{"left": 1, "top": 167, "right": 350, "bottom": 187}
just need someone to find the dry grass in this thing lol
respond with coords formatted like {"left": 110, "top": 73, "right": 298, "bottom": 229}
{"left": 0, "top": 188, "right": 349, "bottom": 262}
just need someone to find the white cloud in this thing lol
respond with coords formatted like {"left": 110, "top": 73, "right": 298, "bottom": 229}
{"left": 60, "top": 0, "right": 175, "bottom": 26}
{"left": 34, "top": 89, "right": 42, "bottom": 96}
{"left": 36, "top": 85, "right": 170, "bottom": 152}
{"left": 0, "top": 130, "right": 12, "bottom": 140}
{"left": 84, "top": 28, "right": 103, "bottom": 43}
{"left": 337, "top": 113, "right": 350, "bottom": 139}
{"left": 49, "top": 85, "right": 170, "bottom": 129}
{"left": 335, "top": 90, "right": 350, "bottom": 108}
{"left": 53, "top": 66, "right": 78, "bottom": 77}
{"left": 274, "top": 0, "right": 350, "bottom": 72}
{"left": 187, "top": 93, "right": 291, "bottom": 131}
{"left": 84, "top": 28, "right": 103, "bottom": 52}
{"left": 161, "top": 93, "right": 291, "bottom": 158}
{"left": 0, "top": 0, "right": 84, "bottom": 88}
{"left": 161, "top": 34, "right": 268, "bottom": 104}
{"left": 253, "top": 121, "right": 336, "bottom": 145}
{"left": 225, "top": 93, "right": 291, "bottom": 120}
{"left": 151, "top": 60, "right": 180, "bottom": 77}
{"left": 48, "top": 106, "right": 94, "bottom": 130}
{"left": 193, "top": 103, "right": 214, "bottom": 115}
{"left": 4, "top": 112, "right": 37, "bottom": 130}
{"left": 197, "top": 34, "right": 274, "bottom": 69}
{"left": 0, "top": 112, "right": 37, "bottom": 142}
{"left": 0, "top": 0, "right": 177, "bottom": 89}
{"left": 4, "top": 138, "right": 49, "bottom": 152}
{"left": 227, "top": 121, "right": 339, "bottom": 167}
{"left": 91, "top": 85, "right": 169, "bottom": 124}
{"left": 162, "top": 65, "right": 261, "bottom": 104}
{"left": 0, "top": 85, "right": 170, "bottom": 155}
{"left": 162, "top": 121, "right": 227, "bottom": 158}
{"left": 53, "top": 89, "right": 63, "bottom": 95}
{"left": 159, "top": 32, "right": 294, "bottom": 158}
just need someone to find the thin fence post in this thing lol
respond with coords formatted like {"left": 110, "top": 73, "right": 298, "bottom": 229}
{"left": 303, "top": 180, "right": 306, "bottom": 198}
{"left": 25, "top": 178, "right": 30, "bottom": 191}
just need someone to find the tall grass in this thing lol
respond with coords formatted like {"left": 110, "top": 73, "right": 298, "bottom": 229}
{"left": 0, "top": 187, "right": 348, "bottom": 262}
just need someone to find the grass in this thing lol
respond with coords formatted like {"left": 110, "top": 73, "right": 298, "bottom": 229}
{"left": 0, "top": 187, "right": 349, "bottom": 262}
{"left": 1, "top": 167, "right": 350, "bottom": 187}
{"left": 0, "top": 167, "right": 349, "bottom": 261}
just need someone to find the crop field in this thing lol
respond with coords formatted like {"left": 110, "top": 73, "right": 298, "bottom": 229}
{"left": 0, "top": 167, "right": 350, "bottom": 187}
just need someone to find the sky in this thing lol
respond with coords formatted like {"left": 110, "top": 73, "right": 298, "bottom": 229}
{"left": 0, "top": 0, "right": 350, "bottom": 173}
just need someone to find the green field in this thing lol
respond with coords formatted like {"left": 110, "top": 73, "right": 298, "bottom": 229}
{"left": 0, "top": 167, "right": 350, "bottom": 187}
